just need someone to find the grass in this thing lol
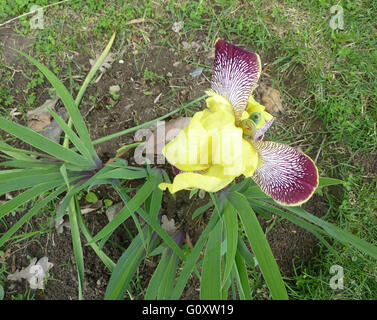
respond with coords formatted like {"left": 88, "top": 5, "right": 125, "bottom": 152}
{"left": 0, "top": 0, "right": 376, "bottom": 299}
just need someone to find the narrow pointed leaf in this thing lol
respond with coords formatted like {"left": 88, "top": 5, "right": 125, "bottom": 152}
{"left": 0, "top": 159, "right": 60, "bottom": 170}
{"left": 70, "top": 196, "right": 85, "bottom": 300}
{"left": 90, "top": 176, "right": 156, "bottom": 244}
{"left": 145, "top": 250, "right": 170, "bottom": 299}
{"left": 105, "top": 228, "right": 153, "bottom": 300}
{"left": 114, "top": 182, "right": 185, "bottom": 261}
{"left": 222, "top": 201, "right": 238, "bottom": 287}
{"left": 0, "top": 172, "right": 65, "bottom": 196}
{"left": 76, "top": 210, "right": 115, "bottom": 272}
{"left": 171, "top": 212, "right": 220, "bottom": 299}
{"left": 157, "top": 251, "right": 180, "bottom": 299}
{"left": 48, "top": 108, "right": 95, "bottom": 164}
{"left": 282, "top": 205, "right": 377, "bottom": 259}
{"left": 96, "top": 167, "right": 148, "bottom": 180}
{"left": 234, "top": 250, "right": 252, "bottom": 300}
{"left": 0, "top": 180, "right": 65, "bottom": 219}
{"left": 0, "top": 185, "right": 67, "bottom": 247}
{"left": 228, "top": 191, "right": 288, "bottom": 300}
{"left": 14, "top": 49, "right": 95, "bottom": 157}
{"left": 200, "top": 219, "right": 222, "bottom": 299}
{"left": 0, "top": 116, "right": 92, "bottom": 166}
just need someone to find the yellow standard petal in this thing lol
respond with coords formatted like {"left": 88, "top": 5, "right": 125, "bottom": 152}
{"left": 163, "top": 93, "right": 239, "bottom": 172}
{"left": 162, "top": 111, "right": 210, "bottom": 172}
{"left": 205, "top": 90, "right": 234, "bottom": 114}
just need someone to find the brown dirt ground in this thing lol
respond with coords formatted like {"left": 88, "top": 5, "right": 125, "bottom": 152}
{"left": 1, "top": 30, "right": 330, "bottom": 300}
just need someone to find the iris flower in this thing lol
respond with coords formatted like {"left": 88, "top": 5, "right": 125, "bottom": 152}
{"left": 159, "top": 39, "right": 318, "bottom": 206}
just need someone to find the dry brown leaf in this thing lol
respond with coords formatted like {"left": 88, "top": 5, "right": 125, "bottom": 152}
{"left": 161, "top": 215, "right": 176, "bottom": 236}
{"left": 10, "top": 107, "right": 22, "bottom": 118}
{"left": 27, "top": 98, "right": 68, "bottom": 143}
{"left": 106, "top": 202, "right": 123, "bottom": 222}
{"left": 125, "top": 18, "right": 149, "bottom": 25}
{"left": 144, "top": 116, "right": 192, "bottom": 155}
{"left": 89, "top": 53, "right": 115, "bottom": 83}
{"left": 0, "top": 248, "right": 11, "bottom": 263}
{"left": 259, "top": 83, "right": 284, "bottom": 114}
{"left": 7, "top": 257, "right": 53, "bottom": 290}
{"left": 27, "top": 99, "right": 58, "bottom": 132}
{"left": 81, "top": 200, "right": 103, "bottom": 215}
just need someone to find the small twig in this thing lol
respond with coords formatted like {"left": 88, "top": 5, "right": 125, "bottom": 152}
{"left": 125, "top": 18, "right": 149, "bottom": 25}
{"left": 0, "top": 0, "right": 71, "bottom": 27}
{"left": 260, "top": 63, "right": 270, "bottom": 77}
{"left": 185, "top": 233, "right": 194, "bottom": 249}
{"left": 84, "top": 105, "right": 95, "bottom": 117}
{"left": 314, "top": 136, "right": 326, "bottom": 163}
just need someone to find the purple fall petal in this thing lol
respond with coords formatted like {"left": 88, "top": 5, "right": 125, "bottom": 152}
{"left": 252, "top": 141, "right": 318, "bottom": 206}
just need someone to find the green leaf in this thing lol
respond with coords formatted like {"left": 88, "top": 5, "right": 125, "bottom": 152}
{"left": 250, "top": 199, "right": 325, "bottom": 236}
{"left": 14, "top": 49, "right": 96, "bottom": 160}
{"left": 234, "top": 250, "right": 252, "bottom": 300}
{"left": 76, "top": 209, "right": 115, "bottom": 272}
{"left": 76, "top": 32, "right": 116, "bottom": 107}
{"left": 149, "top": 174, "right": 163, "bottom": 220}
{"left": 70, "top": 196, "right": 85, "bottom": 300}
{"left": 192, "top": 200, "right": 213, "bottom": 220}
{"left": 237, "top": 235, "right": 256, "bottom": 268}
{"left": 0, "top": 185, "right": 67, "bottom": 247}
{"left": 96, "top": 167, "right": 148, "bottom": 180}
{"left": 145, "top": 250, "right": 170, "bottom": 299}
{"left": 316, "top": 177, "right": 345, "bottom": 196}
{"left": 157, "top": 250, "right": 180, "bottom": 299}
{"left": 189, "top": 189, "right": 199, "bottom": 199}
{"left": 171, "top": 212, "right": 220, "bottom": 299}
{"left": 85, "top": 191, "right": 98, "bottom": 204}
{"left": 55, "top": 165, "right": 115, "bottom": 219}
{"left": 200, "top": 219, "right": 222, "bottom": 299}
{"left": 105, "top": 228, "right": 153, "bottom": 300}
{"left": 0, "top": 167, "right": 57, "bottom": 182}
{"left": 48, "top": 108, "right": 95, "bottom": 165}
{"left": 318, "top": 177, "right": 345, "bottom": 187}
{"left": 243, "top": 185, "right": 272, "bottom": 199}
{"left": 228, "top": 191, "right": 288, "bottom": 300}
{"left": 0, "top": 180, "right": 65, "bottom": 220}
{"left": 0, "top": 116, "right": 92, "bottom": 167}
{"left": 0, "top": 141, "right": 49, "bottom": 159}
{"left": 0, "top": 284, "right": 4, "bottom": 300}
{"left": 0, "top": 159, "right": 60, "bottom": 170}
{"left": 114, "top": 182, "right": 185, "bottom": 261}
{"left": 222, "top": 201, "right": 238, "bottom": 288}
{"left": 90, "top": 176, "right": 156, "bottom": 244}
{"left": 0, "top": 171, "right": 66, "bottom": 196}
{"left": 249, "top": 199, "right": 336, "bottom": 254}
{"left": 282, "top": 205, "right": 377, "bottom": 259}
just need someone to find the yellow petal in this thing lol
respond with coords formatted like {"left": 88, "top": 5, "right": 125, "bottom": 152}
{"left": 158, "top": 165, "right": 236, "bottom": 194}
{"left": 163, "top": 111, "right": 208, "bottom": 171}
{"left": 240, "top": 139, "right": 259, "bottom": 177}
{"left": 205, "top": 90, "right": 234, "bottom": 114}
{"left": 163, "top": 102, "right": 239, "bottom": 171}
